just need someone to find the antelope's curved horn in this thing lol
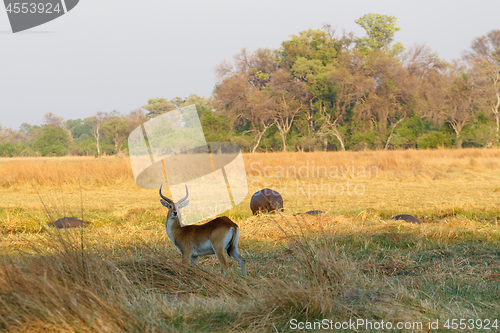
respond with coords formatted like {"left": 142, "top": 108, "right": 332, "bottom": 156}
{"left": 177, "top": 185, "right": 189, "bottom": 204}
{"left": 159, "top": 185, "right": 174, "bottom": 204}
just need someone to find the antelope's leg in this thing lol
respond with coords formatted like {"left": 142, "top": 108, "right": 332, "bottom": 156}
{"left": 228, "top": 247, "right": 246, "bottom": 275}
{"left": 211, "top": 243, "right": 228, "bottom": 272}
{"left": 181, "top": 251, "right": 190, "bottom": 264}
{"left": 189, "top": 254, "right": 199, "bottom": 265}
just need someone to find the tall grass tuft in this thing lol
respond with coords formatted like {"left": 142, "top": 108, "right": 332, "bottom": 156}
{"left": 0, "top": 227, "right": 251, "bottom": 332}
{"left": 0, "top": 229, "right": 163, "bottom": 332}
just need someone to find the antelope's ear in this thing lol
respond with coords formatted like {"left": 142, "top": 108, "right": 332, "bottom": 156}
{"left": 160, "top": 200, "right": 173, "bottom": 209}
{"left": 177, "top": 200, "right": 189, "bottom": 209}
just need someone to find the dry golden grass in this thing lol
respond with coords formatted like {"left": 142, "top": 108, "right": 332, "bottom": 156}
{"left": 0, "top": 149, "right": 499, "bottom": 332}
{"left": 2, "top": 148, "right": 500, "bottom": 217}
{"left": 0, "top": 156, "right": 133, "bottom": 188}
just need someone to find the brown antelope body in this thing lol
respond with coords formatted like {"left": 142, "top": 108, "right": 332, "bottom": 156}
{"left": 160, "top": 186, "right": 246, "bottom": 274}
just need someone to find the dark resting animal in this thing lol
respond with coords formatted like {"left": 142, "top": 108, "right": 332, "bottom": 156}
{"left": 49, "top": 217, "right": 89, "bottom": 228}
{"left": 250, "top": 188, "right": 284, "bottom": 215}
{"left": 304, "top": 210, "right": 325, "bottom": 216}
{"left": 391, "top": 214, "right": 421, "bottom": 225}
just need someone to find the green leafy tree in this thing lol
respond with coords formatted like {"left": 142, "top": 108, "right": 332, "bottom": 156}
{"left": 171, "top": 95, "right": 214, "bottom": 109}
{"left": 77, "top": 138, "right": 98, "bottom": 156}
{"left": 102, "top": 116, "right": 129, "bottom": 154}
{"left": 142, "top": 98, "right": 176, "bottom": 118}
{"left": 461, "top": 112, "right": 497, "bottom": 147}
{"left": 14, "top": 142, "right": 35, "bottom": 156}
{"left": 280, "top": 29, "right": 340, "bottom": 67}
{"left": 355, "top": 14, "right": 404, "bottom": 55}
{"left": 33, "top": 127, "right": 71, "bottom": 156}
{"left": 67, "top": 118, "right": 94, "bottom": 143}
{"left": 281, "top": 27, "right": 351, "bottom": 137}
{"left": 347, "top": 127, "right": 383, "bottom": 150}
{"left": 291, "top": 58, "right": 332, "bottom": 136}
{"left": 390, "top": 115, "right": 434, "bottom": 149}
{"left": 197, "top": 106, "right": 231, "bottom": 142}
{"left": 0, "top": 142, "right": 17, "bottom": 157}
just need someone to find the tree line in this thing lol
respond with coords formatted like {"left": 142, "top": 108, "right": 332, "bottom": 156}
{"left": 0, "top": 95, "right": 215, "bottom": 157}
{"left": 214, "top": 14, "right": 500, "bottom": 152}
{"left": 1, "top": 14, "right": 499, "bottom": 156}
{"left": 0, "top": 110, "right": 145, "bottom": 157}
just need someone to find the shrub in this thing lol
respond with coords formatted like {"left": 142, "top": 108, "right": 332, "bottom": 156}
{"left": 33, "top": 127, "right": 70, "bottom": 156}
{"left": 77, "top": 138, "right": 97, "bottom": 156}
{"left": 0, "top": 143, "right": 17, "bottom": 157}
{"left": 417, "top": 131, "right": 453, "bottom": 149}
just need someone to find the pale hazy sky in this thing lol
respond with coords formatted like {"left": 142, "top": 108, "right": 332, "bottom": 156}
{"left": 1, "top": 0, "right": 499, "bottom": 129}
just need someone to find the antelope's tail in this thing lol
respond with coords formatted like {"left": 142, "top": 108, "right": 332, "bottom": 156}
{"left": 227, "top": 227, "right": 239, "bottom": 257}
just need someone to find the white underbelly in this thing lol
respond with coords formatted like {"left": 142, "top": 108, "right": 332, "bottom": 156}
{"left": 191, "top": 240, "right": 215, "bottom": 256}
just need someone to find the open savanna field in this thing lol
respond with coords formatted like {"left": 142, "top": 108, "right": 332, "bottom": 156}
{"left": 0, "top": 149, "right": 500, "bottom": 332}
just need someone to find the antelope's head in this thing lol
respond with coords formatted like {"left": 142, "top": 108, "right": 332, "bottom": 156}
{"left": 159, "top": 185, "right": 189, "bottom": 226}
